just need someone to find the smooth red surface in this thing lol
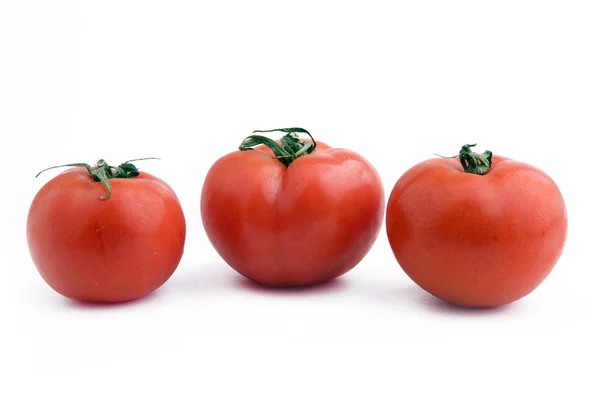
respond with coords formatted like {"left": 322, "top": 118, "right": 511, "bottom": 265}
{"left": 27, "top": 168, "right": 186, "bottom": 302}
{"left": 386, "top": 155, "right": 568, "bottom": 308}
{"left": 201, "top": 142, "right": 385, "bottom": 287}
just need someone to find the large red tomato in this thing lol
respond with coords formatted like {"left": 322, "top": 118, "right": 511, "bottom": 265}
{"left": 201, "top": 128, "right": 385, "bottom": 287}
{"left": 27, "top": 158, "right": 186, "bottom": 303}
{"left": 386, "top": 144, "right": 568, "bottom": 308}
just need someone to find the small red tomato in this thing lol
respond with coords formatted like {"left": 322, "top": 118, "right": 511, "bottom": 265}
{"left": 386, "top": 144, "right": 568, "bottom": 308}
{"left": 27, "top": 158, "right": 186, "bottom": 303}
{"left": 201, "top": 128, "right": 385, "bottom": 287}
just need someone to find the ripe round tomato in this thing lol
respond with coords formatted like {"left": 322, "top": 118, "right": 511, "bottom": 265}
{"left": 27, "top": 159, "right": 186, "bottom": 303}
{"left": 386, "top": 144, "right": 568, "bottom": 308}
{"left": 201, "top": 128, "right": 385, "bottom": 287}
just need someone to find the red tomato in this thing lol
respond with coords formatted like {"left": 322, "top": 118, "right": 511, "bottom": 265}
{"left": 27, "top": 159, "right": 186, "bottom": 303}
{"left": 201, "top": 128, "right": 384, "bottom": 287}
{"left": 386, "top": 144, "right": 568, "bottom": 308}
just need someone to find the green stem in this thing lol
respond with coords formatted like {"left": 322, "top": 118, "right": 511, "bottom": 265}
{"left": 435, "top": 144, "right": 493, "bottom": 175}
{"left": 35, "top": 157, "right": 159, "bottom": 199}
{"left": 239, "top": 127, "right": 317, "bottom": 167}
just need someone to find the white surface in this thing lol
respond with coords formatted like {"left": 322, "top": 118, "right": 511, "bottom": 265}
{"left": 1, "top": 1, "right": 599, "bottom": 399}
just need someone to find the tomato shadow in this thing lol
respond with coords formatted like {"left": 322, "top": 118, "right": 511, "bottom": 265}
{"left": 61, "top": 290, "right": 162, "bottom": 310}
{"left": 394, "top": 285, "right": 520, "bottom": 316}
{"left": 234, "top": 276, "right": 349, "bottom": 296}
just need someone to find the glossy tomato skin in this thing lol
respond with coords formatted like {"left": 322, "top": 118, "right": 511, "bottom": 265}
{"left": 201, "top": 142, "right": 385, "bottom": 287}
{"left": 386, "top": 155, "right": 567, "bottom": 308}
{"left": 27, "top": 168, "right": 186, "bottom": 302}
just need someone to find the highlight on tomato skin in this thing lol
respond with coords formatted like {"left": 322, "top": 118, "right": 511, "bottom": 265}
{"left": 200, "top": 127, "right": 385, "bottom": 288}
{"left": 385, "top": 144, "right": 568, "bottom": 308}
{"left": 26, "top": 158, "right": 186, "bottom": 303}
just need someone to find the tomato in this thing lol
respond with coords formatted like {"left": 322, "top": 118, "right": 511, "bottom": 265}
{"left": 201, "top": 127, "right": 384, "bottom": 287}
{"left": 386, "top": 144, "right": 568, "bottom": 308}
{"left": 27, "top": 158, "right": 186, "bottom": 303}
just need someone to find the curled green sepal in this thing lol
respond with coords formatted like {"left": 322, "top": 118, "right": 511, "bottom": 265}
{"left": 239, "top": 127, "right": 317, "bottom": 167}
{"left": 436, "top": 144, "right": 493, "bottom": 175}
{"left": 35, "top": 157, "right": 159, "bottom": 199}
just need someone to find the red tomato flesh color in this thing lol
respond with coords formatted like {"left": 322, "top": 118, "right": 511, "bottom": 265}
{"left": 27, "top": 168, "right": 186, "bottom": 302}
{"left": 386, "top": 154, "right": 568, "bottom": 308}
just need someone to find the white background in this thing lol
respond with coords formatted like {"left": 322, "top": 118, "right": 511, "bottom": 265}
{"left": 1, "top": 1, "right": 599, "bottom": 399}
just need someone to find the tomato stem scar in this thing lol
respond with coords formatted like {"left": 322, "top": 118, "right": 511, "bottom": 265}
{"left": 35, "top": 157, "right": 160, "bottom": 199}
{"left": 434, "top": 144, "right": 493, "bottom": 175}
{"left": 238, "top": 127, "right": 317, "bottom": 167}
